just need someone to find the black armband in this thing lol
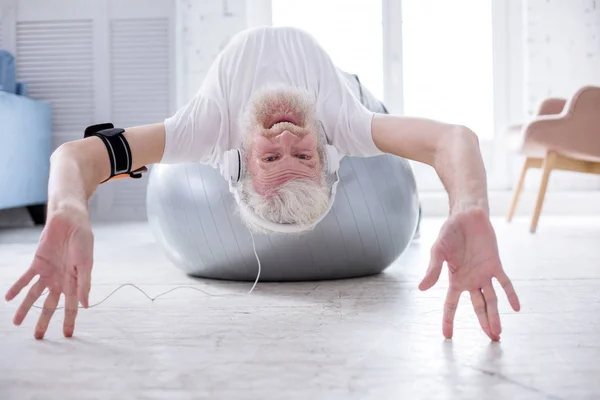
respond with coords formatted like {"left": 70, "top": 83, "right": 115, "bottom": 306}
{"left": 84, "top": 123, "right": 147, "bottom": 183}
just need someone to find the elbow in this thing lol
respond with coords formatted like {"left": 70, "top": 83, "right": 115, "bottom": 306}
{"left": 50, "top": 141, "right": 78, "bottom": 165}
{"left": 50, "top": 140, "right": 94, "bottom": 174}
{"left": 454, "top": 125, "right": 480, "bottom": 146}
{"left": 437, "top": 124, "right": 480, "bottom": 153}
{"left": 50, "top": 142, "right": 70, "bottom": 164}
{"left": 432, "top": 125, "right": 480, "bottom": 167}
{"left": 51, "top": 137, "right": 111, "bottom": 185}
{"left": 452, "top": 125, "right": 481, "bottom": 153}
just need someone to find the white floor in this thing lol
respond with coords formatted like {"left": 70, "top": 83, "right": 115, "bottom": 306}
{"left": 1, "top": 216, "right": 599, "bottom": 400}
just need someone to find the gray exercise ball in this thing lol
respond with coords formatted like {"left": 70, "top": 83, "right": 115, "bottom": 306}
{"left": 146, "top": 154, "right": 420, "bottom": 282}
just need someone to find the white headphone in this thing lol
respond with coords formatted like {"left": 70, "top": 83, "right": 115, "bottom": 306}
{"left": 219, "top": 144, "right": 343, "bottom": 234}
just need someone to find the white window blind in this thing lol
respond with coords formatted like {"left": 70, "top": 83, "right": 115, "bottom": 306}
{"left": 110, "top": 18, "right": 170, "bottom": 128}
{"left": 106, "top": 17, "right": 172, "bottom": 220}
{"left": 8, "top": 0, "right": 175, "bottom": 221}
{"left": 16, "top": 19, "right": 95, "bottom": 138}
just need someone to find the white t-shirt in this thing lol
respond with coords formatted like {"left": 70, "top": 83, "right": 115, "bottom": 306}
{"left": 160, "top": 26, "right": 384, "bottom": 167}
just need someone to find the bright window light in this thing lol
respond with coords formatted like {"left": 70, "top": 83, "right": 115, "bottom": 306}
{"left": 271, "top": 0, "right": 384, "bottom": 101}
{"left": 402, "top": 0, "right": 495, "bottom": 139}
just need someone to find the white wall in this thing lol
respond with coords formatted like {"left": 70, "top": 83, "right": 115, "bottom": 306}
{"left": 175, "top": 0, "right": 247, "bottom": 106}
{"left": 524, "top": 0, "right": 600, "bottom": 115}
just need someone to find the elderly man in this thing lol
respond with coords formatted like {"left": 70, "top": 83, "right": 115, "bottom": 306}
{"left": 5, "top": 26, "right": 520, "bottom": 341}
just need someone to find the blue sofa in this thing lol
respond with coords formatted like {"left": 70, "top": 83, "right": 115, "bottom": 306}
{"left": 0, "top": 50, "right": 52, "bottom": 224}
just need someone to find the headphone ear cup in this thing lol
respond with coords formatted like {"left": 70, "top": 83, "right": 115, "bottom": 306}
{"left": 221, "top": 149, "right": 242, "bottom": 182}
{"left": 324, "top": 145, "right": 341, "bottom": 174}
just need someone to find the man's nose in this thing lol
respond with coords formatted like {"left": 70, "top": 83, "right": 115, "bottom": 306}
{"left": 276, "top": 130, "right": 298, "bottom": 147}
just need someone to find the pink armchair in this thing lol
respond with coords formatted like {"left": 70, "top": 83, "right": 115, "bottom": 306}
{"left": 506, "top": 85, "right": 600, "bottom": 233}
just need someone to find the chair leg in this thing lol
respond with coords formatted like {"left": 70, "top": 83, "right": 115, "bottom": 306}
{"left": 507, "top": 158, "right": 534, "bottom": 222}
{"left": 530, "top": 152, "right": 557, "bottom": 233}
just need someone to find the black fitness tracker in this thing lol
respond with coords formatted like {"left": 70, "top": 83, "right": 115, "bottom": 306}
{"left": 84, "top": 123, "right": 147, "bottom": 183}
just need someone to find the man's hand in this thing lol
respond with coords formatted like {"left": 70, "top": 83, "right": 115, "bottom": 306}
{"left": 419, "top": 207, "right": 520, "bottom": 341}
{"left": 371, "top": 114, "right": 520, "bottom": 340}
{"left": 5, "top": 208, "right": 94, "bottom": 339}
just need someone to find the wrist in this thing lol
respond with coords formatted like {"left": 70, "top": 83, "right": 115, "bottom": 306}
{"left": 436, "top": 127, "right": 490, "bottom": 216}
{"left": 450, "top": 197, "right": 489, "bottom": 216}
{"left": 48, "top": 197, "right": 89, "bottom": 217}
{"left": 47, "top": 144, "right": 93, "bottom": 219}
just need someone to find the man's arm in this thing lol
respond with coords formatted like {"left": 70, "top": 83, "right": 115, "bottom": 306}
{"left": 49, "top": 122, "right": 166, "bottom": 215}
{"left": 371, "top": 114, "right": 488, "bottom": 215}
{"left": 371, "top": 113, "right": 520, "bottom": 342}
{"left": 5, "top": 122, "right": 167, "bottom": 339}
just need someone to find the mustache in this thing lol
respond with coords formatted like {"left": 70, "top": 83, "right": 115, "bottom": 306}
{"left": 260, "top": 122, "right": 310, "bottom": 138}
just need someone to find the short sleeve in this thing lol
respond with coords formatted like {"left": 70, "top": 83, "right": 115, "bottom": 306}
{"left": 312, "top": 49, "right": 384, "bottom": 157}
{"left": 319, "top": 78, "right": 381, "bottom": 157}
{"left": 160, "top": 92, "right": 225, "bottom": 166}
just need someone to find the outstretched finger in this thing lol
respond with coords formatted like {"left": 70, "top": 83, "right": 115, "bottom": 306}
{"left": 419, "top": 246, "right": 444, "bottom": 291}
{"left": 34, "top": 290, "right": 61, "bottom": 340}
{"left": 77, "top": 265, "right": 92, "bottom": 309}
{"left": 63, "top": 295, "right": 79, "bottom": 338}
{"left": 442, "top": 286, "right": 462, "bottom": 339}
{"left": 5, "top": 268, "right": 37, "bottom": 301}
{"left": 482, "top": 284, "right": 501, "bottom": 337}
{"left": 496, "top": 271, "right": 520, "bottom": 312}
{"left": 470, "top": 289, "right": 498, "bottom": 341}
{"left": 13, "top": 279, "right": 46, "bottom": 326}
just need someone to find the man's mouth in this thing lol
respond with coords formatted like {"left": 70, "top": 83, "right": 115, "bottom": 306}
{"left": 266, "top": 114, "right": 301, "bottom": 129}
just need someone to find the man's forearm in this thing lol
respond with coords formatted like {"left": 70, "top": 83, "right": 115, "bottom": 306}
{"left": 47, "top": 122, "right": 166, "bottom": 217}
{"left": 371, "top": 114, "right": 490, "bottom": 216}
{"left": 433, "top": 127, "right": 490, "bottom": 215}
{"left": 47, "top": 139, "right": 110, "bottom": 216}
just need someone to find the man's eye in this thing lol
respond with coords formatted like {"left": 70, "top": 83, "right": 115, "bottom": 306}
{"left": 263, "top": 156, "right": 277, "bottom": 162}
{"left": 296, "top": 154, "right": 311, "bottom": 160}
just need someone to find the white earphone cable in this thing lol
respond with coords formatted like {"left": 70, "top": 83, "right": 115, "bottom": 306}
{"left": 32, "top": 231, "right": 261, "bottom": 310}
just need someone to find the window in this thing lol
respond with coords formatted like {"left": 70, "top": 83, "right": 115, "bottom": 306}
{"left": 399, "top": 0, "right": 505, "bottom": 192}
{"left": 271, "top": 0, "right": 384, "bottom": 101}
{"left": 401, "top": 0, "right": 495, "bottom": 140}
{"left": 259, "top": 0, "right": 514, "bottom": 193}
